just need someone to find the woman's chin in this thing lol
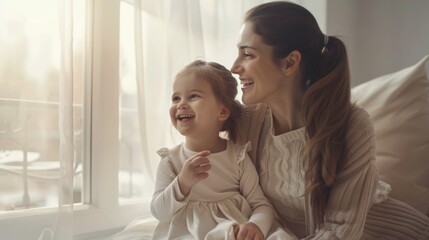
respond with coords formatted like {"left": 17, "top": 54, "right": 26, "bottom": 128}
{"left": 242, "top": 84, "right": 260, "bottom": 103}
{"left": 242, "top": 95, "right": 256, "bottom": 105}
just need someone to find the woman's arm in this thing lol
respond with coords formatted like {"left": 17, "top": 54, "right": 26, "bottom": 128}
{"left": 238, "top": 148, "right": 275, "bottom": 238}
{"left": 236, "top": 103, "right": 269, "bottom": 169}
{"left": 306, "top": 107, "right": 378, "bottom": 240}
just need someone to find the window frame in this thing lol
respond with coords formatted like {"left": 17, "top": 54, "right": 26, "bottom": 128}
{"left": 76, "top": 0, "right": 151, "bottom": 236}
{"left": 0, "top": 0, "right": 152, "bottom": 239}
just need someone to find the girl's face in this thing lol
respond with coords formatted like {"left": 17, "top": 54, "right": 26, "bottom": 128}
{"left": 231, "top": 22, "right": 287, "bottom": 105}
{"left": 170, "top": 73, "right": 228, "bottom": 139}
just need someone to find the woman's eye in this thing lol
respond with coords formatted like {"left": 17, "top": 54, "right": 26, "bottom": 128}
{"left": 244, "top": 52, "right": 253, "bottom": 58}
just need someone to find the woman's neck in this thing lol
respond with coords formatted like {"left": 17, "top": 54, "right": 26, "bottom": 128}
{"left": 268, "top": 93, "right": 304, "bottom": 135}
{"left": 264, "top": 73, "right": 305, "bottom": 135}
{"left": 185, "top": 136, "right": 226, "bottom": 153}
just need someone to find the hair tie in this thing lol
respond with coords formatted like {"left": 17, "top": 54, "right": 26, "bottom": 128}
{"left": 321, "top": 34, "right": 329, "bottom": 54}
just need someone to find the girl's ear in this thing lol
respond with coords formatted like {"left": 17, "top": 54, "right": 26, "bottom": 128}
{"left": 281, "top": 50, "right": 302, "bottom": 76}
{"left": 218, "top": 107, "right": 230, "bottom": 121}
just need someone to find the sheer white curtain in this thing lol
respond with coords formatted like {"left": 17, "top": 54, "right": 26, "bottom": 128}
{"left": 110, "top": 0, "right": 269, "bottom": 238}
{"left": 0, "top": 0, "right": 82, "bottom": 239}
{"left": 133, "top": 0, "right": 271, "bottom": 179}
{"left": 53, "top": 0, "right": 75, "bottom": 239}
{"left": 133, "top": 0, "right": 320, "bottom": 177}
{"left": 39, "top": 0, "right": 77, "bottom": 239}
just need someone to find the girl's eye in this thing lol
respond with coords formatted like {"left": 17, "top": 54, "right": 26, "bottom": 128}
{"left": 190, "top": 94, "right": 200, "bottom": 100}
{"left": 171, "top": 96, "right": 180, "bottom": 103}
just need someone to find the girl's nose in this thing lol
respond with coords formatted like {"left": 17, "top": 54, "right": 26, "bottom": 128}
{"left": 177, "top": 101, "right": 188, "bottom": 110}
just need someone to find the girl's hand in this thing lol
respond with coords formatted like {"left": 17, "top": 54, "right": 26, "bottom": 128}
{"left": 233, "top": 222, "right": 264, "bottom": 240}
{"left": 177, "top": 150, "right": 211, "bottom": 196}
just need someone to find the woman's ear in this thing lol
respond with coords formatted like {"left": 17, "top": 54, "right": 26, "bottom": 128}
{"left": 281, "top": 50, "right": 302, "bottom": 76}
{"left": 218, "top": 107, "right": 230, "bottom": 121}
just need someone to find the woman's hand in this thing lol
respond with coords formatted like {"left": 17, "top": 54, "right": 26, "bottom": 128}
{"left": 233, "top": 222, "right": 264, "bottom": 240}
{"left": 177, "top": 150, "right": 211, "bottom": 196}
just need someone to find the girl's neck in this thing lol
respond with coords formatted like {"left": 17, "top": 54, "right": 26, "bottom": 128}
{"left": 185, "top": 136, "right": 226, "bottom": 153}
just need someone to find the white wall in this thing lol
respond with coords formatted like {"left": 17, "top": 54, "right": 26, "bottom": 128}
{"left": 326, "top": 0, "right": 429, "bottom": 86}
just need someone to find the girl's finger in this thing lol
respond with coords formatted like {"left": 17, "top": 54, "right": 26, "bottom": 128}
{"left": 191, "top": 156, "right": 210, "bottom": 166}
{"left": 196, "top": 163, "right": 211, "bottom": 173}
{"left": 197, "top": 150, "right": 211, "bottom": 157}
{"left": 190, "top": 150, "right": 210, "bottom": 160}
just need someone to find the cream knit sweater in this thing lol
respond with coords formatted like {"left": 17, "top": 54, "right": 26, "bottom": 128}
{"left": 237, "top": 104, "right": 429, "bottom": 240}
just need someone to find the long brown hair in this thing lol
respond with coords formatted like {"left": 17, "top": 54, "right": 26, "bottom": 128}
{"left": 245, "top": 1, "right": 353, "bottom": 227}
{"left": 176, "top": 60, "right": 242, "bottom": 142}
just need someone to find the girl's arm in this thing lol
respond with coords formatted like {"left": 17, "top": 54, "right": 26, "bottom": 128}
{"left": 150, "top": 154, "right": 188, "bottom": 221}
{"left": 305, "top": 108, "right": 378, "bottom": 240}
{"left": 150, "top": 149, "right": 211, "bottom": 221}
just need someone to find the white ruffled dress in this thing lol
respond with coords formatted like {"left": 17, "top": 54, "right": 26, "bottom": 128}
{"left": 150, "top": 141, "right": 294, "bottom": 240}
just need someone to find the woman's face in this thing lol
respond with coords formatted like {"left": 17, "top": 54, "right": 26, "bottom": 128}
{"left": 231, "top": 22, "right": 287, "bottom": 105}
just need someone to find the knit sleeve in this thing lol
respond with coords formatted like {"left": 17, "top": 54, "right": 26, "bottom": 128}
{"left": 237, "top": 143, "right": 275, "bottom": 238}
{"left": 237, "top": 103, "right": 269, "bottom": 168}
{"left": 306, "top": 107, "right": 379, "bottom": 240}
{"left": 150, "top": 148, "right": 189, "bottom": 221}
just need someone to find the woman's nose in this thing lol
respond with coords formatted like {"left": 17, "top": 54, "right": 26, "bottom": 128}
{"left": 230, "top": 59, "right": 242, "bottom": 74}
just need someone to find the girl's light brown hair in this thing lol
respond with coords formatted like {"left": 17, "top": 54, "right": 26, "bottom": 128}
{"left": 176, "top": 60, "right": 242, "bottom": 142}
{"left": 246, "top": 1, "right": 353, "bottom": 227}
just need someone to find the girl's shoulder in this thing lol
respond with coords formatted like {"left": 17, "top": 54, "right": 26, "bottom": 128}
{"left": 156, "top": 144, "right": 185, "bottom": 174}
{"left": 156, "top": 143, "right": 185, "bottom": 166}
{"left": 227, "top": 140, "right": 252, "bottom": 164}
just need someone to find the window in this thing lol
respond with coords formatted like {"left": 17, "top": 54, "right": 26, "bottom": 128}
{"left": 0, "top": 0, "right": 151, "bottom": 238}
{"left": 0, "top": 0, "right": 85, "bottom": 211}
{"left": 1, "top": 0, "right": 289, "bottom": 238}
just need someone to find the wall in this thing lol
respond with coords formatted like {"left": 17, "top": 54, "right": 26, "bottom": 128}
{"left": 326, "top": 0, "right": 429, "bottom": 86}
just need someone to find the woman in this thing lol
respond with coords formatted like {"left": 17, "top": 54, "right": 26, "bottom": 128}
{"left": 231, "top": 1, "right": 429, "bottom": 239}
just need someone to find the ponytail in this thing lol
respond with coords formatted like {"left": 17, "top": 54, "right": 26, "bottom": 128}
{"left": 302, "top": 36, "right": 353, "bottom": 227}
{"left": 244, "top": 2, "right": 354, "bottom": 228}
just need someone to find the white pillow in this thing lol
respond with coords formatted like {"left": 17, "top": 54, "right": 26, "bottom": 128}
{"left": 351, "top": 55, "right": 429, "bottom": 215}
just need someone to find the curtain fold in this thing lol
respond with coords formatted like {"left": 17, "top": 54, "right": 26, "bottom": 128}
{"left": 133, "top": 0, "right": 153, "bottom": 181}
{"left": 55, "top": 0, "right": 74, "bottom": 239}
{"left": 133, "top": 0, "right": 257, "bottom": 178}
{"left": 38, "top": 0, "right": 75, "bottom": 239}
{"left": 133, "top": 0, "right": 237, "bottom": 179}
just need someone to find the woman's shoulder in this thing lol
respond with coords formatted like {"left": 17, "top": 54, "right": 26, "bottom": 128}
{"left": 240, "top": 103, "right": 270, "bottom": 121}
{"left": 345, "top": 105, "right": 376, "bottom": 155}
{"left": 237, "top": 103, "right": 270, "bottom": 142}
{"left": 347, "top": 104, "right": 374, "bottom": 135}
{"left": 349, "top": 104, "right": 372, "bottom": 123}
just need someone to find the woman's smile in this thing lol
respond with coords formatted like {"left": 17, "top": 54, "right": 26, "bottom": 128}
{"left": 240, "top": 78, "right": 255, "bottom": 89}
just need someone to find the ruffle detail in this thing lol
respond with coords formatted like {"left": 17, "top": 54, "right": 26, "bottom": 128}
{"left": 236, "top": 141, "right": 252, "bottom": 164}
{"left": 156, "top": 147, "right": 169, "bottom": 158}
{"left": 372, "top": 180, "right": 391, "bottom": 204}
